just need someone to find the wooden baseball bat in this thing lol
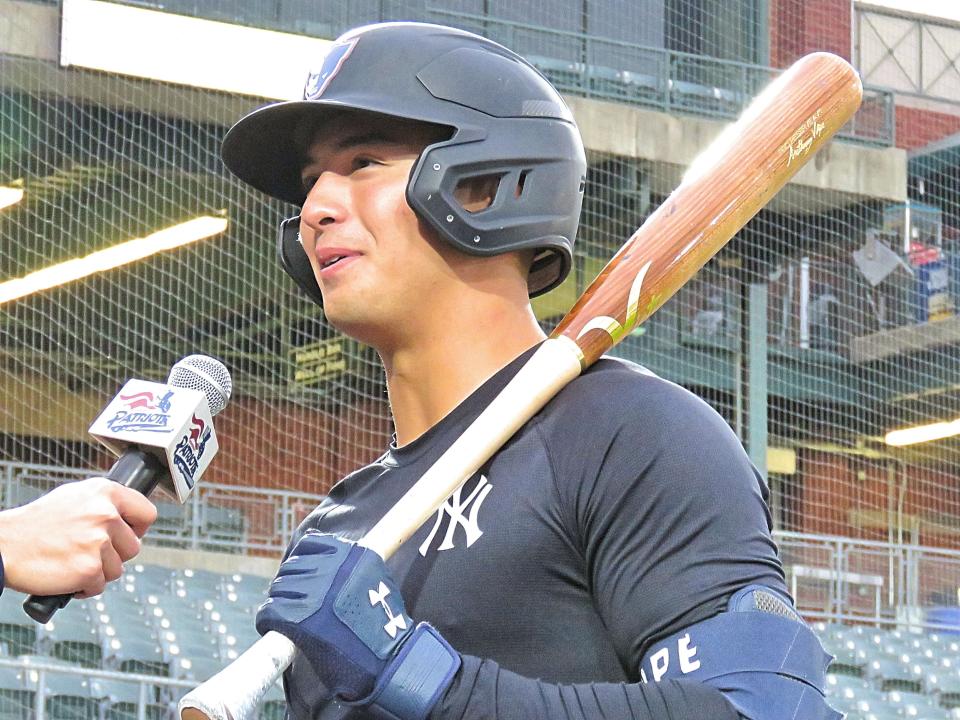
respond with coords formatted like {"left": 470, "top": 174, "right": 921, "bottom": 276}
{"left": 179, "top": 51, "right": 862, "bottom": 720}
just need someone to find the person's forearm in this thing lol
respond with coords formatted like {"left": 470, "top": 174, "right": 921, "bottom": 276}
{"left": 430, "top": 655, "right": 739, "bottom": 720}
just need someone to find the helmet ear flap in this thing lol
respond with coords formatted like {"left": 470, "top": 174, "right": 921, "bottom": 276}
{"left": 278, "top": 216, "right": 325, "bottom": 307}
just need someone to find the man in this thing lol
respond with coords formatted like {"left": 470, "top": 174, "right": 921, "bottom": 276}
{"left": 0, "top": 477, "right": 157, "bottom": 597}
{"left": 221, "top": 22, "right": 836, "bottom": 720}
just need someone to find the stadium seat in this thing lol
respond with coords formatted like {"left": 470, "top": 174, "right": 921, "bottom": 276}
{"left": 219, "top": 623, "right": 260, "bottom": 661}
{"left": 151, "top": 500, "right": 187, "bottom": 538}
{"left": 103, "top": 634, "right": 168, "bottom": 676}
{"left": 89, "top": 677, "right": 167, "bottom": 720}
{"left": 935, "top": 673, "right": 960, "bottom": 708}
{"left": 161, "top": 634, "right": 221, "bottom": 669}
{"left": 0, "top": 593, "right": 35, "bottom": 658}
{"left": 170, "top": 654, "right": 224, "bottom": 682}
{"left": 123, "top": 568, "right": 173, "bottom": 599}
{"left": 261, "top": 681, "right": 286, "bottom": 720}
{"left": 224, "top": 573, "right": 270, "bottom": 593}
{"left": 825, "top": 671, "right": 871, "bottom": 702}
{"left": 826, "top": 637, "right": 869, "bottom": 677}
{"left": 868, "top": 656, "right": 925, "bottom": 692}
{"left": 885, "top": 688, "right": 940, "bottom": 714}
{"left": 22, "top": 667, "right": 97, "bottom": 720}
{"left": 201, "top": 505, "right": 245, "bottom": 546}
{"left": 841, "top": 693, "right": 899, "bottom": 720}
{"left": 39, "top": 602, "right": 101, "bottom": 668}
{"left": 0, "top": 665, "right": 33, "bottom": 719}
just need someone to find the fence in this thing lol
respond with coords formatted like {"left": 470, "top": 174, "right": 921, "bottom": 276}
{"left": 0, "top": 461, "right": 320, "bottom": 554}
{"left": 5, "top": 460, "right": 960, "bottom": 633}
{"left": 780, "top": 531, "right": 960, "bottom": 632}
{"left": 0, "top": 655, "right": 284, "bottom": 720}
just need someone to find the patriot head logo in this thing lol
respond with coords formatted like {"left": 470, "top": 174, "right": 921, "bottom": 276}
{"left": 172, "top": 415, "right": 213, "bottom": 489}
{"left": 303, "top": 37, "right": 359, "bottom": 100}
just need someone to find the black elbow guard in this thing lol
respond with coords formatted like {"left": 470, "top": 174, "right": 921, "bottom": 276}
{"left": 639, "top": 585, "right": 841, "bottom": 720}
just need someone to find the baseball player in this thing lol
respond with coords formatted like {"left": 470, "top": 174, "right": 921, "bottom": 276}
{"left": 221, "top": 22, "right": 837, "bottom": 720}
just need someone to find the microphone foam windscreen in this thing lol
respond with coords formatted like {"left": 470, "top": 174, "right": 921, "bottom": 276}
{"left": 167, "top": 355, "right": 233, "bottom": 416}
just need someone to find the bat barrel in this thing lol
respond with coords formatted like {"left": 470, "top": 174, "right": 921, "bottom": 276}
{"left": 552, "top": 52, "right": 863, "bottom": 366}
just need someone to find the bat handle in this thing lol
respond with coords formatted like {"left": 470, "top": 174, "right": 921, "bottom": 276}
{"left": 179, "top": 631, "right": 295, "bottom": 720}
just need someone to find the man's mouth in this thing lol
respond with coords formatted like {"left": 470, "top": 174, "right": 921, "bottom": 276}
{"left": 322, "top": 255, "right": 347, "bottom": 269}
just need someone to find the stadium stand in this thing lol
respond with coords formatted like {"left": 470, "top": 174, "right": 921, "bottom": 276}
{"left": 0, "top": 563, "right": 271, "bottom": 718}
{"left": 3, "top": 564, "right": 960, "bottom": 718}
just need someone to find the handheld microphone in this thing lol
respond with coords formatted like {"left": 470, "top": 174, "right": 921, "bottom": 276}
{"left": 22, "top": 355, "right": 233, "bottom": 623}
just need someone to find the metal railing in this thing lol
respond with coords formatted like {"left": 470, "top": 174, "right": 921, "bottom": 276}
{"left": 5, "top": 461, "right": 960, "bottom": 632}
{"left": 0, "top": 656, "right": 283, "bottom": 720}
{"left": 777, "top": 530, "right": 960, "bottom": 631}
{"left": 91, "top": 0, "right": 897, "bottom": 146}
{"left": 426, "top": 9, "right": 896, "bottom": 147}
{"left": 0, "top": 461, "right": 322, "bottom": 555}
{"left": 856, "top": 5, "right": 960, "bottom": 107}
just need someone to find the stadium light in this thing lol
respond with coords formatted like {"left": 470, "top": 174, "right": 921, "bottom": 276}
{"left": 885, "top": 418, "right": 960, "bottom": 446}
{"left": 0, "top": 185, "right": 24, "bottom": 210}
{"left": 0, "top": 215, "right": 228, "bottom": 305}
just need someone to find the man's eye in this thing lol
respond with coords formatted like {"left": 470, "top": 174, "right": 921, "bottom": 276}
{"left": 301, "top": 176, "right": 318, "bottom": 193}
{"left": 352, "top": 156, "right": 378, "bottom": 170}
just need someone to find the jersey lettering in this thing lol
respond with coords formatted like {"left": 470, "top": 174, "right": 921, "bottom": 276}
{"left": 642, "top": 632, "right": 701, "bottom": 682}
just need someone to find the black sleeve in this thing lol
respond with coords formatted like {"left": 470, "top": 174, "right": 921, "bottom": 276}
{"left": 558, "top": 368, "right": 786, "bottom": 668}
{"left": 431, "top": 655, "right": 739, "bottom": 720}
{"left": 433, "top": 367, "right": 782, "bottom": 720}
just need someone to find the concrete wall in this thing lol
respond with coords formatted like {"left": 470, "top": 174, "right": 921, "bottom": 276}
{"left": 138, "top": 543, "right": 279, "bottom": 576}
{"left": 0, "top": 0, "right": 906, "bottom": 213}
{"left": 567, "top": 94, "right": 907, "bottom": 211}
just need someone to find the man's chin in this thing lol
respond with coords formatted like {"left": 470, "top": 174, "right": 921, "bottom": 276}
{"left": 322, "top": 304, "right": 384, "bottom": 346}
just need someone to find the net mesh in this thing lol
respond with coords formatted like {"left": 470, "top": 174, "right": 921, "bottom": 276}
{"left": 1, "top": 0, "right": 960, "bottom": 622}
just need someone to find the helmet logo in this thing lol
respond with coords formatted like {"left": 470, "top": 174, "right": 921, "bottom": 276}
{"left": 303, "top": 37, "right": 359, "bottom": 100}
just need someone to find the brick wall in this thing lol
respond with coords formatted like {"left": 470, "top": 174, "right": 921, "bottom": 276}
{"left": 895, "top": 105, "right": 960, "bottom": 151}
{"left": 770, "top": 0, "right": 851, "bottom": 68}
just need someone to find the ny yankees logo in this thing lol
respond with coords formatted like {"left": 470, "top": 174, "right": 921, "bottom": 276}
{"left": 419, "top": 474, "right": 492, "bottom": 556}
{"left": 368, "top": 581, "right": 407, "bottom": 639}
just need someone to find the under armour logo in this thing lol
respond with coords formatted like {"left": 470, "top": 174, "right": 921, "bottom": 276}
{"left": 419, "top": 474, "right": 492, "bottom": 556}
{"left": 368, "top": 581, "right": 407, "bottom": 638}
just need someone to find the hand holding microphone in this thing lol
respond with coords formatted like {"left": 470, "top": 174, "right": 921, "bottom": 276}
{"left": 0, "top": 478, "right": 157, "bottom": 598}
{"left": 21, "top": 354, "right": 232, "bottom": 623}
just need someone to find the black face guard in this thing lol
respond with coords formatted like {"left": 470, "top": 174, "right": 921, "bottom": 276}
{"left": 278, "top": 216, "right": 325, "bottom": 307}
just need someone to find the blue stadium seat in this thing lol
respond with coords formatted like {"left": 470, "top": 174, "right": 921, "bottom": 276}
{"left": 825, "top": 672, "right": 871, "bottom": 703}
{"left": 103, "top": 633, "right": 168, "bottom": 676}
{"left": 885, "top": 688, "right": 940, "bottom": 715}
{"left": 0, "top": 592, "right": 37, "bottom": 657}
{"left": 89, "top": 677, "right": 167, "bottom": 720}
{"left": 935, "top": 672, "right": 960, "bottom": 708}
{"left": 0, "top": 665, "right": 33, "bottom": 719}
{"left": 261, "top": 681, "right": 286, "bottom": 720}
{"left": 21, "top": 665, "right": 97, "bottom": 720}
{"left": 160, "top": 633, "right": 221, "bottom": 670}
{"left": 868, "top": 656, "right": 925, "bottom": 692}
{"left": 170, "top": 654, "right": 224, "bottom": 682}
{"left": 38, "top": 602, "right": 101, "bottom": 668}
{"left": 825, "top": 636, "right": 869, "bottom": 677}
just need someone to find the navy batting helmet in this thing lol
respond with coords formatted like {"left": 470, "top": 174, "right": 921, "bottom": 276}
{"left": 221, "top": 22, "right": 587, "bottom": 305}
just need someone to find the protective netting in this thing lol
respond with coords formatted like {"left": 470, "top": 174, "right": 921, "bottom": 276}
{"left": 1, "top": 1, "right": 960, "bottom": 625}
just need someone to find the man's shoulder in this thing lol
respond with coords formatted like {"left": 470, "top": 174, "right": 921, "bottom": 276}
{"left": 543, "top": 355, "right": 719, "bottom": 429}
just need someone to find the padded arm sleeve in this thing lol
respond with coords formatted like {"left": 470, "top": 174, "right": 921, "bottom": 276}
{"left": 430, "top": 655, "right": 740, "bottom": 720}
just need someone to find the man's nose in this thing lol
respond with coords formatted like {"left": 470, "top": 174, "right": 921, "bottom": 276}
{"left": 300, "top": 172, "right": 349, "bottom": 232}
